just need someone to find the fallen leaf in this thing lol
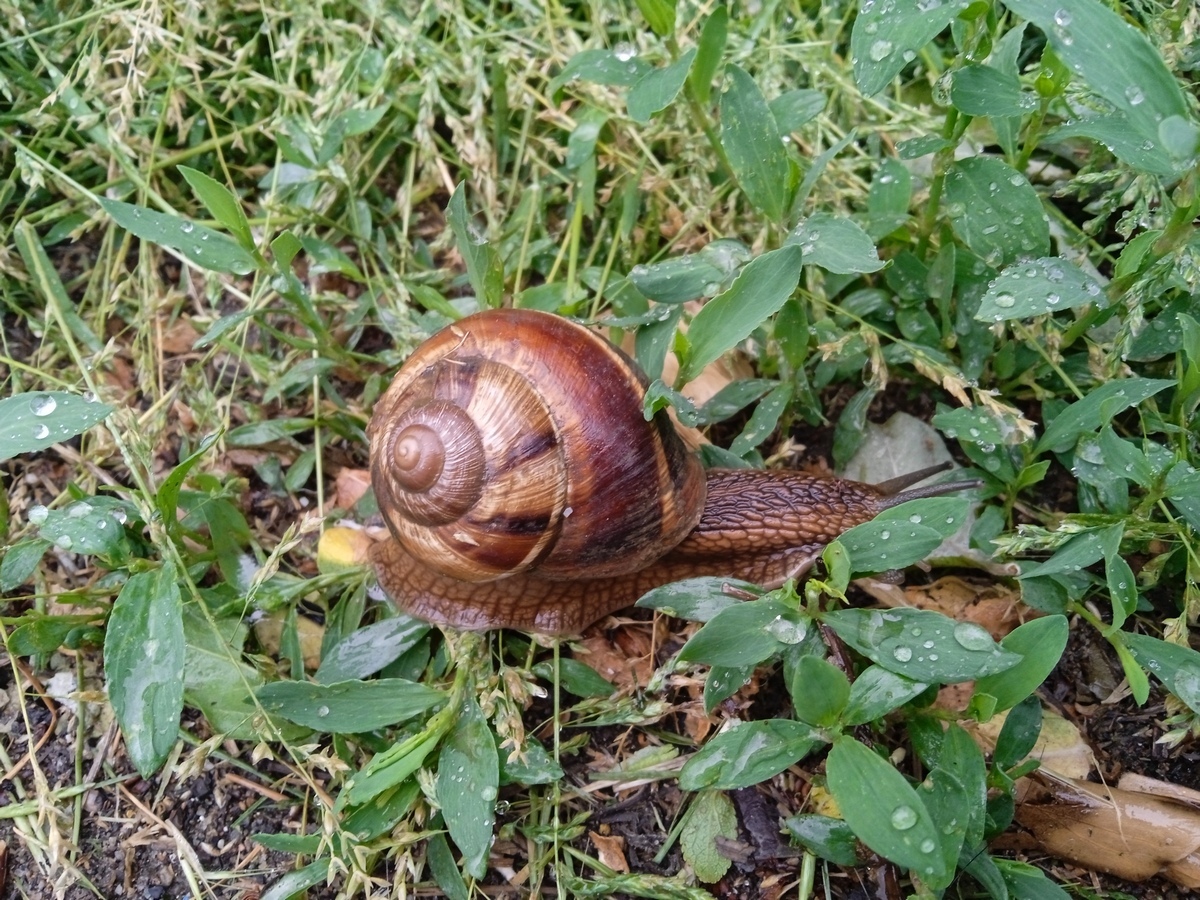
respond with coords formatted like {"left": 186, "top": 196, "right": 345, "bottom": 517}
{"left": 588, "top": 831, "right": 630, "bottom": 873}
{"left": 863, "top": 575, "right": 1027, "bottom": 640}
{"left": 332, "top": 467, "right": 372, "bottom": 509}
{"left": 253, "top": 612, "right": 324, "bottom": 671}
{"left": 317, "top": 525, "right": 372, "bottom": 573}
{"left": 970, "top": 707, "right": 1095, "bottom": 780}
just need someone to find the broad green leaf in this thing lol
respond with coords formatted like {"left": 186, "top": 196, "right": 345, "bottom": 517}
{"left": 633, "top": 578, "right": 753, "bottom": 619}
{"left": 634, "top": 0, "right": 675, "bottom": 37}
{"left": 694, "top": 379, "right": 777, "bottom": 426}
{"left": 1127, "top": 296, "right": 1200, "bottom": 362}
{"left": 549, "top": 49, "right": 651, "bottom": 96}
{"left": 447, "top": 184, "right": 504, "bottom": 308}
{"left": 932, "top": 406, "right": 1014, "bottom": 446}
{"left": 533, "top": 658, "right": 616, "bottom": 698}
{"left": 993, "top": 695, "right": 1042, "bottom": 769}
{"left": 226, "top": 417, "right": 315, "bottom": 446}
{"left": 1122, "top": 633, "right": 1200, "bottom": 714}
{"left": 679, "top": 244, "right": 804, "bottom": 383}
{"left": 841, "top": 665, "right": 929, "bottom": 726}
{"left": 943, "top": 158, "right": 1049, "bottom": 267}
{"left": 629, "top": 239, "right": 749, "bottom": 304}
{"left": 0, "top": 539, "right": 51, "bottom": 592}
{"left": 436, "top": 697, "right": 498, "bottom": 879}
{"left": 34, "top": 496, "right": 132, "bottom": 557}
{"left": 919, "top": 766, "right": 969, "bottom": 890}
{"left": 835, "top": 497, "right": 971, "bottom": 575}
{"left": 426, "top": 830, "right": 470, "bottom": 900}
{"left": 728, "top": 382, "right": 792, "bottom": 456}
{"left": 783, "top": 815, "right": 861, "bottom": 866}
{"left": 974, "top": 616, "right": 1068, "bottom": 711}
{"left": 104, "top": 563, "right": 185, "bottom": 776}
{"left": 689, "top": 8, "right": 727, "bottom": 106}
{"left": 976, "top": 257, "right": 1105, "bottom": 322}
{"left": 298, "top": 234, "right": 363, "bottom": 279}
{"left": 1004, "top": 0, "right": 1194, "bottom": 172}
{"left": 680, "top": 791, "right": 737, "bottom": 883}
{"left": 786, "top": 213, "right": 883, "bottom": 274}
{"left": 1036, "top": 378, "right": 1174, "bottom": 454}
{"left": 627, "top": 49, "right": 695, "bottom": 124}
{"left": 1050, "top": 116, "right": 1178, "bottom": 177}
{"left": 678, "top": 598, "right": 809, "bottom": 667}
{"left": 788, "top": 656, "right": 850, "bottom": 726}
{"left": 255, "top": 678, "right": 445, "bottom": 732}
{"left": 719, "top": 65, "right": 790, "bottom": 222}
{"left": 824, "top": 608, "right": 1022, "bottom": 683}
{"left": 8, "top": 612, "right": 98, "bottom": 655}
{"left": 1105, "top": 555, "right": 1139, "bottom": 630}
{"left": 679, "top": 719, "right": 821, "bottom": 790}
{"left": 1017, "top": 525, "right": 1121, "bottom": 580}
{"left": 995, "top": 858, "right": 1073, "bottom": 900}
{"left": 769, "top": 89, "right": 826, "bottom": 132}
{"left": 0, "top": 392, "right": 113, "bottom": 463}
{"left": 826, "top": 736, "right": 948, "bottom": 882}
{"left": 178, "top": 165, "right": 256, "bottom": 252}
{"left": 315, "top": 617, "right": 431, "bottom": 684}
{"left": 951, "top": 64, "right": 1036, "bottom": 118}
{"left": 851, "top": 0, "right": 962, "bottom": 96}
{"left": 343, "top": 729, "right": 440, "bottom": 806}
{"left": 566, "top": 111, "right": 608, "bottom": 169}
{"left": 99, "top": 198, "right": 256, "bottom": 274}
{"left": 703, "top": 663, "right": 757, "bottom": 712}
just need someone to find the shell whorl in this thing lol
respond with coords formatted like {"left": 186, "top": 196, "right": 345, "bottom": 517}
{"left": 367, "top": 309, "right": 707, "bottom": 588}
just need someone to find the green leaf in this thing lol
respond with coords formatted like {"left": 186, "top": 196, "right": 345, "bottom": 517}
{"left": 783, "top": 814, "right": 862, "bottom": 866}
{"left": 728, "top": 382, "right": 792, "bottom": 456}
{"left": 627, "top": 49, "right": 695, "bottom": 124}
{"left": 786, "top": 213, "right": 883, "bottom": 274}
{"left": 993, "top": 695, "right": 1042, "bottom": 770}
{"left": 789, "top": 656, "right": 850, "bottom": 726}
{"left": 719, "top": 65, "right": 790, "bottom": 222}
{"left": 633, "top": 573, "right": 753, "bottom": 624}
{"left": 680, "top": 791, "right": 738, "bottom": 883}
{"left": 629, "top": 240, "right": 749, "bottom": 304}
{"left": 182, "top": 605, "right": 279, "bottom": 740}
{"left": 178, "top": 165, "right": 256, "bottom": 252}
{"left": 550, "top": 49, "right": 651, "bottom": 95}
{"left": 446, "top": 184, "right": 505, "bottom": 308}
{"left": 976, "top": 257, "right": 1105, "bottom": 322}
{"left": 634, "top": 0, "right": 675, "bottom": 36}
{"left": 1004, "top": 0, "right": 1194, "bottom": 172}
{"left": 943, "top": 158, "right": 1049, "bottom": 267}
{"left": 689, "top": 8, "right": 727, "bottom": 106}
{"left": 260, "top": 859, "right": 331, "bottom": 900}
{"left": 841, "top": 665, "right": 929, "bottom": 726}
{"left": 34, "top": 495, "right": 132, "bottom": 557}
{"left": 156, "top": 431, "right": 221, "bottom": 540}
{"left": 104, "top": 563, "right": 185, "bottom": 776}
{"left": 974, "top": 615, "right": 1068, "bottom": 711}
{"left": 679, "top": 719, "right": 822, "bottom": 790}
{"left": 824, "top": 608, "right": 1022, "bottom": 683}
{"left": 679, "top": 244, "right": 804, "bottom": 383}
{"left": 426, "top": 830, "right": 470, "bottom": 900}
{"left": 932, "top": 406, "right": 1015, "bottom": 446}
{"left": 0, "top": 539, "right": 51, "bottom": 592}
{"left": 1036, "top": 378, "right": 1174, "bottom": 454}
{"left": 694, "top": 379, "right": 777, "bottom": 426}
{"left": 770, "top": 89, "right": 827, "bottom": 132}
{"left": 0, "top": 392, "right": 113, "bottom": 463}
{"left": 9, "top": 612, "right": 99, "bottom": 656}
{"left": 255, "top": 678, "right": 445, "bottom": 732}
{"left": 1122, "top": 633, "right": 1200, "bottom": 714}
{"left": 835, "top": 497, "right": 971, "bottom": 575}
{"left": 995, "top": 858, "right": 1073, "bottom": 900}
{"left": 851, "top": 0, "right": 962, "bottom": 96}
{"left": 950, "top": 64, "right": 1036, "bottom": 118}
{"left": 826, "top": 736, "right": 949, "bottom": 882}
{"left": 533, "top": 658, "right": 615, "bottom": 698}
{"left": 1105, "top": 555, "right": 1139, "bottom": 630}
{"left": 1050, "top": 115, "right": 1179, "bottom": 176}
{"left": 99, "top": 198, "right": 257, "bottom": 274}
{"left": 436, "top": 697, "right": 499, "bottom": 879}
{"left": 678, "top": 598, "right": 809, "bottom": 667}
{"left": 315, "top": 617, "right": 431, "bottom": 684}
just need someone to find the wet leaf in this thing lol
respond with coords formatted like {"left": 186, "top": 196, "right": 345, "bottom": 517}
{"left": 436, "top": 697, "right": 499, "bottom": 879}
{"left": 719, "top": 65, "right": 789, "bottom": 222}
{"left": 99, "top": 198, "right": 256, "bottom": 274}
{"left": 680, "top": 719, "right": 822, "bottom": 790}
{"left": 680, "top": 790, "right": 737, "bottom": 883}
{"left": 943, "top": 158, "right": 1049, "bottom": 267}
{"left": 851, "top": 0, "right": 962, "bottom": 96}
{"left": 0, "top": 392, "right": 113, "bottom": 463}
{"left": 256, "top": 678, "right": 445, "bottom": 732}
{"left": 976, "top": 257, "right": 1105, "bottom": 322}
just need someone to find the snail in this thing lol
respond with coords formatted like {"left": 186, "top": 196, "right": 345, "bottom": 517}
{"left": 367, "top": 308, "right": 976, "bottom": 634}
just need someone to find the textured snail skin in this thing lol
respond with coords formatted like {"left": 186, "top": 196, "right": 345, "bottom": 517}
{"left": 368, "top": 309, "right": 972, "bottom": 635}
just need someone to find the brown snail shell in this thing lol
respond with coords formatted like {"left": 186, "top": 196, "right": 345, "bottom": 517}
{"left": 368, "top": 308, "right": 972, "bottom": 634}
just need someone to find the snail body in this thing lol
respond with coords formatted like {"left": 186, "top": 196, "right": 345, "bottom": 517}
{"left": 368, "top": 309, "right": 970, "bottom": 634}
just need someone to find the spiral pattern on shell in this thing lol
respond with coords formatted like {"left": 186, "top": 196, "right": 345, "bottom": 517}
{"left": 367, "top": 309, "right": 707, "bottom": 586}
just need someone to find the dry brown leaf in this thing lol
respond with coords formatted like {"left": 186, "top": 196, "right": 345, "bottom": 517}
{"left": 576, "top": 629, "right": 656, "bottom": 691}
{"left": 159, "top": 317, "right": 201, "bottom": 354}
{"left": 331, "top": 467, "right": 372, "bottom": 509}
{"left": 1017, "top": 772, "right": 1200, "bottom": 889}
{"left": 253, "top": 612, "right": 324, "bottom": 671}
{"left": 588, "top": 831, "right": 630, "bottom": 873}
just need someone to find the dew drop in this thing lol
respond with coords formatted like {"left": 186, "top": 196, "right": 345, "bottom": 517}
{"left": 181, "top": 221, "right": 195, "bottom": 234}
{"left": 34, "top": 424, "right": 50, "bottom": 440}
{"left": 316, "top": 705, "right": 330, "bottom": 717}
{"left": 30, "top": 394, "right": 57, "bottom": 416}
{"left": 481, "top": 786, "right": 498, "bottom": 801}
{"left": 891, "top": 805, "right": 918, "bottom": 830}
{"left": 55, "top": 534, "right": 74, "bottom": 551}
{"left": 1124, "top": 85, "right": 1145, "bottom": 106}
{"left": 613, "top": 42, "right": 636, "bottom": 62}
{"left": 29, "top": 504, "right": 50, "bottom": 525}
{"left": 67, "top": 501, "right": 93, "bottom": 518}
{"left": 893, "top": 646, "right": 913, "bottom": 662}
{"left": 994, "top": 293, "right": 1016, "bottom": 308}
{"left": 869, "top": 39, "right": 894, "bottom": 61}
{"left": 953, "top": 622, "right": 993, "bottom": 651}
{"left": 920, "top": 839, "right": 936, "bottom": 853}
